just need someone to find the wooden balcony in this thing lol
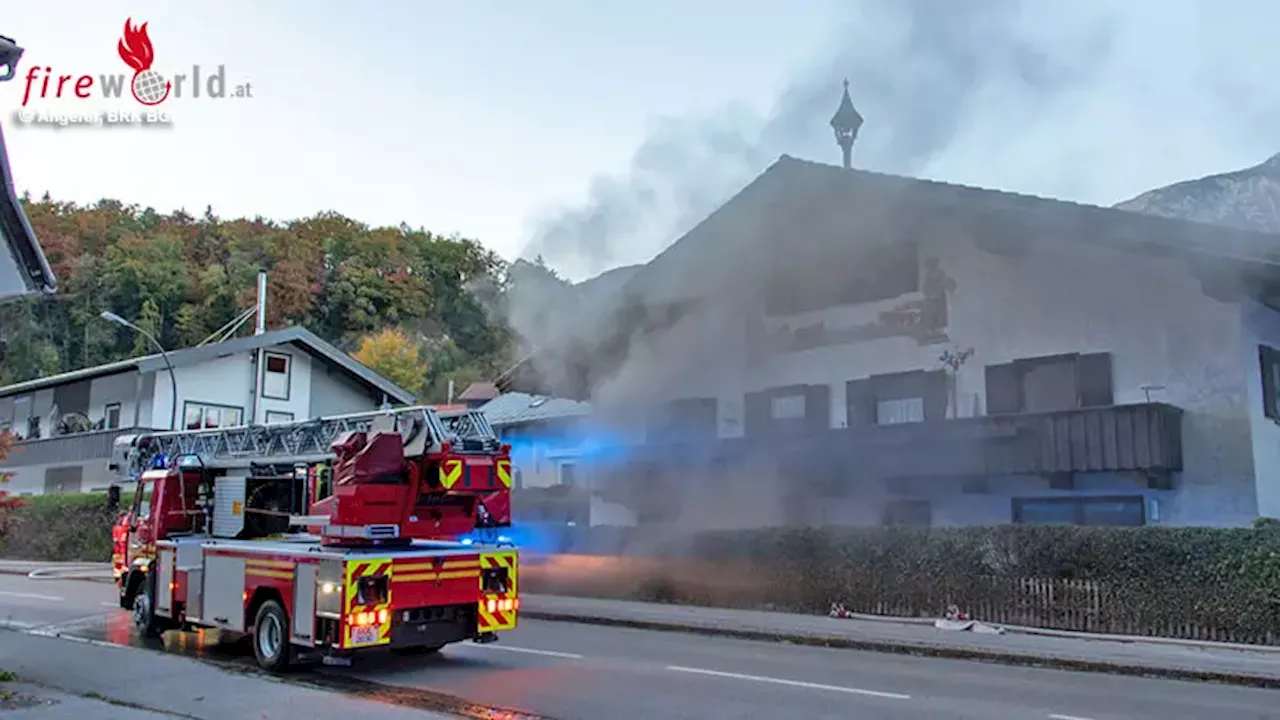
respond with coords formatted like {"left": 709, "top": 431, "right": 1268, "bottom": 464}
{"left": 824, "top": 402, "right": 1183, "bottom": 478}
{"left": 0, "top": 427, "right": 144, "bottom": 468}
{"left": 596, "top": 403, "right": 1183, "bottom": 494}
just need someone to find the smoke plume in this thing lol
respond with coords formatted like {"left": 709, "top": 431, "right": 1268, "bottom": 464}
{"left": 501, "top": 0, "right": 1280, "bottom": 538}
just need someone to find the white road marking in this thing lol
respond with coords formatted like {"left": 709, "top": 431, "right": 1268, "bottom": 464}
{"left": 0, "top": 620, "right": 34, "bottom": 629}
{"left": 666, "top": 665, "right": 911, "bottom": 700}
{"left": 1049, "top": 715, "right": 1098, "bottom": 720}
{"left": 0, "top": 590, "right": 64, "bottom": 601}
{"left": 463, "top": 644, "right": 583, "bottom": 659}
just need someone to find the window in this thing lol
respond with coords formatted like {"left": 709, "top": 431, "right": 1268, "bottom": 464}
{"left": 104, "top": 403, "right": 121, "bottom": 430}
{"left": 883, "top": 499, "right": 931, "bottom": 526}
{"left": 184, "top": 401, "right": 244, "bottom": 430}
{"left": 1012, "top": 496, "right": 1145, "bottom": 526}
{"left": 770, "top": 394, "right": 806, "bottom": 420}
{"left": 876, "top": 397, "right": 925, "bottom": 425}
{"left": 558, "top": 461, "right": 577, "bottom": 487}
{"left": 1259, "top": 345, "right": 1280, "bottom": 420}
{"left": 265, "top": 410, "right": 294, "bottom": 425}
{"left": 134, "top": 481, "right": 155, "bottom": 520}
{"left": 985, "top": 353, "right": 1113, "bottom": 415}
{"left": 262, "top": 352, "right": 291, "bottom": 400}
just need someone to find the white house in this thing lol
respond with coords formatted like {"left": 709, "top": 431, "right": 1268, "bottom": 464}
{"left": 498, "top": 93, "right": 1280, "bottom": 529}
{"left": 0, "top": 326, "right": 416, "bottom": 495}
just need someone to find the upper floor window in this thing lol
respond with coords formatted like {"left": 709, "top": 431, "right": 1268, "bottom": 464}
{"left": 770, "top": 393, "right": 806, "bottom": 420}
{"left": 764, "top": 241, "right": 919, "bottom": 316}
{"left": 184, "top": 401, "right": 244, "bottom": 430}
{"left": 262, "top": 352, "right": 291, "bottom": 400}
{"left": 876, "top": 397, "right": 925, "bottom": 425}
{"left": 985, "top": 352, "right": 1113, "bottom": 415}
{"left": 104, "top": 403, "right": 121, "bottom": 429}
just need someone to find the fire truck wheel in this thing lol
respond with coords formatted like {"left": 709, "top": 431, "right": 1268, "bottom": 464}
{"left": 252, "top": 600, "right": 293, "bottom": 672}
{"left": 117, "top": 575, "right": 132, "bottom": 610}
{"left": 134, "top": 573, "right": 164, "bottom": 638}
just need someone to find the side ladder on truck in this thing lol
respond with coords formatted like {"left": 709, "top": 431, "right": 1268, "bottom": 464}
{"left": 110, "top": 406, "right": 455, "bottom": 480}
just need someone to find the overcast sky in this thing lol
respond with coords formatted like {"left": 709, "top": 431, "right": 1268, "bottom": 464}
{"left": 2, "top": 1, "right": 1277, "bottom": 282}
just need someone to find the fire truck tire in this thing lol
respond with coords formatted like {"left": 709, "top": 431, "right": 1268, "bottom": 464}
{"left": 117, "top": 575, "right": 133, "bottom": 610}
{"left": 252, "top": 600, "right": 294, "bottom": 673}
{"left": 134, "top": 573, "right": 166, "bottom": 638}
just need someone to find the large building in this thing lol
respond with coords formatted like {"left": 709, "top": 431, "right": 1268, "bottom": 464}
{"left": 0, "top": 326, "right": 416, "bottom": 495}
{"left": 499, "top": 86, "right": 1280, "bottom": 529}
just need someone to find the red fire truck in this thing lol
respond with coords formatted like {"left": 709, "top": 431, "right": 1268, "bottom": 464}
{"left": 110, "top": 405, "right": 519, "bottom": 672}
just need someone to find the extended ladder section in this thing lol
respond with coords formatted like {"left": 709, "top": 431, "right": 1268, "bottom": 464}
{"left": 110, "top": 406, "right": 454, "bottom": 480}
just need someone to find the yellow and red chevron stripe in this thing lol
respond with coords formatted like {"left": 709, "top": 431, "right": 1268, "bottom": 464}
{"left": 394, "top": 557, "right": 480, "bottom": 583}
{"left": 477, "top": 551, "right": 518, "bottom": 632}
{"left": 343, "top": 557, "right": 393, "bottom": 648}
{"left": 439, "top": 459, "right": 464, "bottom": 489}
{"left": 495, "top": 459, "right": 512, "bottom": 488}
{"left": 245, "top": 558, "right": 294, "bottom": 581}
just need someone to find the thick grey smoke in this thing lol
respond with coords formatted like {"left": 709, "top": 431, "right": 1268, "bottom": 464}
{"left": 503, "top": 0, "right": 1280, "bottom": 538}
{"left": 518, "top": 0, "right": 1280, "bottom": 282}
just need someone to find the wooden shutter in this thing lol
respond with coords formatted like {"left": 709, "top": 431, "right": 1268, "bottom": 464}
{"left": 923, "top": 370, "right": 949, "bottom": 420}
{"left": 984, "top": 363, "right": 1022, "bottom": 415}
{"left": 1077, "top": 353, "right": 1114, "bottom": 407}
{"left": 845, "top": 379, "right": 876, "bottom": 428}
{"left": 1260, "top": 346, "right": 1279, "bottom": 420}
{"left": 805, "top": 384, "right": 831, "bottom": 432}
{"left": 743, "top": 391, "right": 769, "bottom": 438}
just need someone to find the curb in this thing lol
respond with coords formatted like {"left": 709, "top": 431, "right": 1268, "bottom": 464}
{"left": 0, "top": 566, "right": 114, "bottom": 583}
{"left": 519, "top": 611, "right": 1280, "bottom": 689}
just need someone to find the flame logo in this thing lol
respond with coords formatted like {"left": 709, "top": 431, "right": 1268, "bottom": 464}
{"left": 117, "top": 19, "right": 156, "bottom": 72}
{"left": 117, "top": 18, "right": 171, "bottom": 106}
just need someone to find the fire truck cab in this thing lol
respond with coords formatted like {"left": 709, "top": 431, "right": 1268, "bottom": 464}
{"left": 112, "top": 406, "right": 518, "bottom": 671}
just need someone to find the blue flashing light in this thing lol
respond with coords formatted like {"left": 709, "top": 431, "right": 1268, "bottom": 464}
{"left": 149, "top": 454, "right": 168, "bottom": 469}
{"left": 496, "top": 535, "right": 511, "bottom": 544}
{"left": 460, "top": 537, "right": 474, "bottom": 546}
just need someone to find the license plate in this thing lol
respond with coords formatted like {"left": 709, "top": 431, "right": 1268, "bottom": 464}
{"left": 350, "top": 625, "right": 379, "bottom": 646}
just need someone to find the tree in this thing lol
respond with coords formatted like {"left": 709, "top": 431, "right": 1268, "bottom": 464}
{"left": 0, "top": 195, "right": 518, "bottom": 396}
{"left": 351, "top": 328, "right": 426, "bottom": 397}
{"left": 0, "top": 432, "right": 24, "bottom": 553}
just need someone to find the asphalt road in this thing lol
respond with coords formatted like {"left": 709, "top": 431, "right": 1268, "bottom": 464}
{"left": 0, "top": 573, "right": 1275, "bottom": 720}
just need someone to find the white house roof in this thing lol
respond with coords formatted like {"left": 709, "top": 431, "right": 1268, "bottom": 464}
{"left": 0, "top": 325, "right": 417, "bottom": 404}
{"left": 478, "top": 392, "right": 590, "bottom": 426}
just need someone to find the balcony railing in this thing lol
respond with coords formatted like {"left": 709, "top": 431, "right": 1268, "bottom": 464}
{"left": 0, "top": 427, "right": 145, "bottom": 468}
{"left": 595, "top": 402, "right": 1183, "bottom": 485}
{"left": 828, "top": 402, "right": 1183, "bottom": 477}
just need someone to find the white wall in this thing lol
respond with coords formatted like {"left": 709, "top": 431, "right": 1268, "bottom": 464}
{"left": 602, "top": 233, "right": 1258, "bottom": 526}
{"left": 88, "top": 371, "right": 142, "bottom": 428}
{"left": 308, "top": 361, "right": 382, "bottom": 417}
{"left": 1242, "top": 299, "right": 1280, "bottom": 520}
{"left": 148, "top": 343, "right": 317, "bottom": 429}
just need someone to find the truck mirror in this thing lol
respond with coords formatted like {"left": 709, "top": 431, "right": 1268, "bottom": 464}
{"left": 107, "top": 485, "right": 120, "bottom": 510}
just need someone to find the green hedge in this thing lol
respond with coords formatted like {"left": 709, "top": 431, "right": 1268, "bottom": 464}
{"left": 522, "top": 524, "right": 1280, "bottom": 644}
{"left": 0, "top": 493, "right": 117, "bottom": 562}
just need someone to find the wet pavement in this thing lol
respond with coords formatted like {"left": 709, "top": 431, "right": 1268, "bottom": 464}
{"left": 3, "top": 573, "right": 1280, "bottom": 720}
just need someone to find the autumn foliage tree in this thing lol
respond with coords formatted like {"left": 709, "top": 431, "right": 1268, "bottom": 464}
{"left": 352, "top": 328, "right": 425, "bottom": 396}
{"left": 0, "top": 432, "right": 23, "bottom": 552}
{"left": 0, "top": 196, "right": 517, "bottom": 402}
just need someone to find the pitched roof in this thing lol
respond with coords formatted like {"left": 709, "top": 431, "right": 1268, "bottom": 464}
{"left": 498, "top": 154, "right": 1280, "bottom": 397}
{"left": 0, "top": 119, "right": 57, "bottom": 303}
{"left": 0, "top": 325, "right": 417, "bottom": 404}
{"left": 457, "top": 381, "right": 499, "bottom": 401}
{"left": 478, "top": 392, "right": 590, "bottom": 426}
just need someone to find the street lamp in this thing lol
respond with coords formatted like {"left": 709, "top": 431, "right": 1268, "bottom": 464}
{"left": 101, "top": 310, "right": 178, "bottom": 430}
